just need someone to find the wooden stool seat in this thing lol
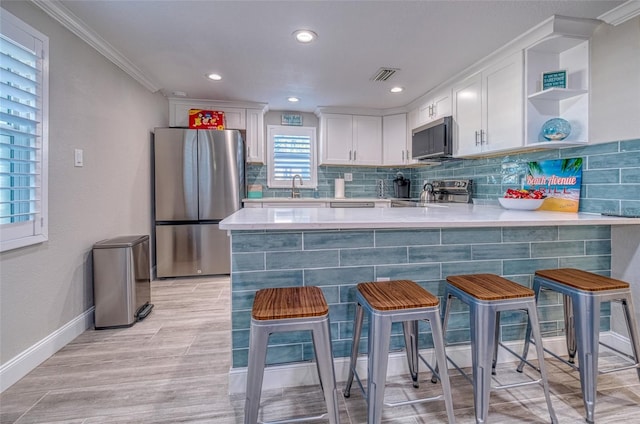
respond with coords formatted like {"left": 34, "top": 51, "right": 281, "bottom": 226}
{"left": 535, "top": 268, "right": 629, "bottom": 292}
{"left": 251, "top": 286, "right": 328, "bottom": 320}
{"left": 357, "top": 280, "right": 439, "bottom": 311}
{"left": 446, "top": 274, "right": 534, "bottom": 301}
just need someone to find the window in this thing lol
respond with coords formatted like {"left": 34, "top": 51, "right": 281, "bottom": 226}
{"left": 267, "top": 125, "right": 317, "bottom": 188}
{"left": 1, "top": 11, "right": 49, "bottom": 252}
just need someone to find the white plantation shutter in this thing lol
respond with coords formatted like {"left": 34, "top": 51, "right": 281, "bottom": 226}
{"left": 267, "top": 125, "right": 317, "bottom": 188}
{"left": 0, "top": 11, "right": 49, "bottom": 252}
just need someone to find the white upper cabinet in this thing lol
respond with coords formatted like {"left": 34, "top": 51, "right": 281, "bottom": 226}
{"left": 416, "top": 87, "right": 452, "bottom": 127}
{"left": 245, "top": 108, "right": 265, "bottom": 163}
{"left": 319, "top": 113, "right": 382, "bottom": 165}
{"left": 453, "top": 51, "right": 524, "bottom": 157}
{"left": 382, "top": 113, "right": 413, "bottom": 166}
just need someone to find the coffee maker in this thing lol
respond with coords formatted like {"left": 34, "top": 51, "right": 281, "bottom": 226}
{"left": 393, "top": 173, "right": 410, "bottom": 198}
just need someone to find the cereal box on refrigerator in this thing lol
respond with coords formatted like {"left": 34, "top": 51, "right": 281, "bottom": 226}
{"left": 188, "top": 109, "right": 225, "bottom": 129}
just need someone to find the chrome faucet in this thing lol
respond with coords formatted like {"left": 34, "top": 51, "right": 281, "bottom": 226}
{"left": 291, "top": 174, "right": 303, "bottom": 198}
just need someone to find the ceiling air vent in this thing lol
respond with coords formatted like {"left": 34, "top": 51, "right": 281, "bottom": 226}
{"left": 370, "top": 67, "right": 399, "bottom": 82}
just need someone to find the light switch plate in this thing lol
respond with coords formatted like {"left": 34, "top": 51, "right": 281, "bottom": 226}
{"left": 74, "top": 149, "right": 83, "bottom": 167}
{"left": 344, "top": 173, "right": 353, "bottom": 182}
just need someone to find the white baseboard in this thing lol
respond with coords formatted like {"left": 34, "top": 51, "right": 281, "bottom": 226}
{"left": 228, "top": 336, "right": 572, "bottom": 394}
{"left": 228, "top": 333, "right": 637, "bottom": 394}
{"left": 0, "top": 307, "right": 94, "bottom": 392}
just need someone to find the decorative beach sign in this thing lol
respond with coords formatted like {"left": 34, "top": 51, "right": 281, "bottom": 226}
{"left": 524, "top": 158, "right": 583, "bottom": 212}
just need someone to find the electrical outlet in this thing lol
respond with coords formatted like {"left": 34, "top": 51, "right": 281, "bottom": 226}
{"left": 376, "top": 277, "right": 390, "bottom": 282}
{"left": 344, "top": 173, "right": 353, "bottom": 182}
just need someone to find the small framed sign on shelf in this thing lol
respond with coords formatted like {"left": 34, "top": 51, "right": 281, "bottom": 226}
{"left": 542, "top": 70, "right": 567, "bottom": 90}
{"left": 281, "top": 113, "right": 303, "bottom": 126}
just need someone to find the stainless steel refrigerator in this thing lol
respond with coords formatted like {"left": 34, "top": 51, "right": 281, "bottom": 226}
{"left": 153, "top": 128, "right": 244, "bottom": 278}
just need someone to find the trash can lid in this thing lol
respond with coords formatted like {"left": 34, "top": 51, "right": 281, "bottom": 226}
{"left": 93, "top": 235, "right": 149, "bottom": 248}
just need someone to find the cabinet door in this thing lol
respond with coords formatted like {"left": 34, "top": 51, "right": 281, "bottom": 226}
{"left": 320, "top": 114, "right": 353, "bottom": 165}
{"left": 382, "top": 114, "right": 408, "bottom": 166}
{"left": 353, "top": 115, "right": 382, "bottom": 165}
{"left": 245, "top": 109, "right": 265, "bottom": 163}
{"left": 452, "top": 73, "right": 482, "bottom": 156}
{"left": 432, "top": 88, "right": 452, "bottom": 120}
{"left": 483, "top": 51, "right": 524, "bottom": 153}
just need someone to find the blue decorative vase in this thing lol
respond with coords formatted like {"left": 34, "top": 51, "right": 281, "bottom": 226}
{"left": 541, "top": 118, "right": 571, "bottom": 141}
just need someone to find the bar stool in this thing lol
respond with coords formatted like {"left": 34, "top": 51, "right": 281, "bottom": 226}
{"left": 244, "top": 286, "right": 340, "bottom": 424}
{"left": 439, "top": 274, "right": 557, "bottom": 424}
{"left": 343, "top": 280, "right": 455, "bottom": 424}
{"left": 518, "top": 268, "right": 640, "bottom": 424}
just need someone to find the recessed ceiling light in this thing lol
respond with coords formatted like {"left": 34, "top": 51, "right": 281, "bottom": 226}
{"left": 390, "top": 87, "right": 404, "bottom": 93}
{"left": 172, "top": 91, "right": 187, "bottom": 97}
{"left": 293, "top": 29, "right": 317, "bottom": 43}
{"left": 288, "top": 97, "right": 300, "bottom": 103}
{"left": 207, "top": 73, "right": 222, "bottom": 81}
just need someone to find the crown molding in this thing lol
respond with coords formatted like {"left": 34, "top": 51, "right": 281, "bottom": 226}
{"left": 598, "top": 0, "right": 640, "bottom": 26}
{"left": 30, "top": 0, "right": 161, "bottom": 93}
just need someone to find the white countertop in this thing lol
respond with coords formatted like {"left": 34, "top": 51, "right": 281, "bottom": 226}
{"left": 242, "top": 197, "right": 387, "bottom": 203}
{"left": 220, "top": 204, "right": 640, "bottom": 230}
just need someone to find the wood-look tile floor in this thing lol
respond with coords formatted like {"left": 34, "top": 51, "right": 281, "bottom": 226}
{"left": 2, "top": 276, "right": 639, "bottom": 423}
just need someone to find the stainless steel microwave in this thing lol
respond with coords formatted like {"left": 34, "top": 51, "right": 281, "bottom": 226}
{"left": 411, "top": 116, "right": 453, "bottom": 160}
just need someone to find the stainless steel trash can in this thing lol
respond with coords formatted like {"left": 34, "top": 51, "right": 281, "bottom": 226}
{"left": 92, "top": 235, "right": 153, "bottom": 329}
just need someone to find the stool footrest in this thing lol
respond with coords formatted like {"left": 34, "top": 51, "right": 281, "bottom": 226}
{"left": 493, "top": 379, "right": 542, "bottom": 391}
{"left": 260, "top": 413, "right": 328, "bottom": 424}
{"left": 384, "top": 394, "right": 444, "bottom": 408}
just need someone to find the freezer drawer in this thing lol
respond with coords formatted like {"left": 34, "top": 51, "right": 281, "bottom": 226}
{"left": 155, "top": 224, "right": 230, "bottom": 278}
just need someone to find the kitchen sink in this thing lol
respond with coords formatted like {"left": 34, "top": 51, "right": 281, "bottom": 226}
{"left": 390, "top": 199, "right": 450, "bottom": 208}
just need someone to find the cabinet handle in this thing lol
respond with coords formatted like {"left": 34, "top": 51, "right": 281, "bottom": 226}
{"left": 432, "top": 104, "right": 436, "bottom": 117}
{"left": 354, "top": 150, "right": 357, "bottom": 161}
{"left": 475, "top": 130, "right": 480, "bottom": 146}
{"left": 247, "top": 146, "right": 251, "bottom": 158}
{"left": 481, "top": 129, "right": 486, "bottom": 144}
{"left": 402, "top": 150, "right": 405, "bottom": 161}
{"left": 406, "top": 150, "right": 410, "bottom": 162}
{"left": 349, "top": 150, "right": 352, "bottom": 161}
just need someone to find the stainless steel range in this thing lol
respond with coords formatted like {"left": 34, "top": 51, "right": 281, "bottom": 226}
{"left": 431, "top": 179, "right": 473, "bottom": 203}
{"left": 391, "top": 179, "right": 472, "bottom": 207}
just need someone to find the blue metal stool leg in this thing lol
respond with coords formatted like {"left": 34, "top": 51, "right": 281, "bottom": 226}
{"left": 344, "top": 302, "right": 364, "bottom": 397}
{"left": 572, "top": 293, "right": 600, "bottom": 424}
{"left": 470, "top": 303, "right": 496, "bottom": 424}
{"left": 244, "top": 323, "right": 270, "bottom": 424}
{"left": 312, "top": 318, "right": 340, "bottom": 424}
{"left": 403, "top": 320, "right": 420, "bottom": 387}
{"left": 367, "top": 311, "right": 393, "bottom": 424}
{"left": 621, "top": 297, "right": 640, "bottom": 381}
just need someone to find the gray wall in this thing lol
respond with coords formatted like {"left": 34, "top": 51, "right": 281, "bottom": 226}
{"left": 0, "top": 2, "right": 168, "bottom": 364}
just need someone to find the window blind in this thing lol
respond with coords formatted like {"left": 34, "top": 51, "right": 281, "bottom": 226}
{"left": 0, "top": 11, "right": 48, "bottom": 252}
{"left": 272, "top": 134, "right": 312, "bottom": 181}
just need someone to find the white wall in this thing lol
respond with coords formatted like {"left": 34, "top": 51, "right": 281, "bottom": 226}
{"left": 0, "top": 1, "right": 168, "bottom": 374}
{"left": 590, "top": 16, "right": 640, "bottom": 143}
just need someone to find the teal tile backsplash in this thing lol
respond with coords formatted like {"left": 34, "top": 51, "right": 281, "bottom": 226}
{"left": 246, "top": 138, "right": 640, "bottom": 215}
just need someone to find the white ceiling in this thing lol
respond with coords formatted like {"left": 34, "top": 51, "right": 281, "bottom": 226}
{"left": 49, "top": 0, "right": 623, "bottom": 112}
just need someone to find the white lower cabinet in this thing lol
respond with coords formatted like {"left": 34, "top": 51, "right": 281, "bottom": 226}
{"left": 453, "top": 51, "right": 524, "bottom": 157}
{"left": 319, "top": 113, "right": 382, "bottom": 165}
